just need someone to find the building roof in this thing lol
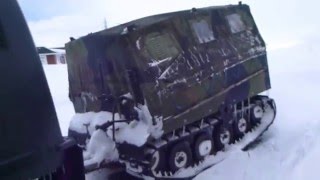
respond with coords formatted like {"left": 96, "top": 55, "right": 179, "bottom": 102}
{"left": 37, "top": 47, "right": 55, "bottom": 54}
{"left": 37, "top": 47, "right": 65, "bottom": 55}
{"left": 49, "top": 48, "right": 65, "bottom": 54}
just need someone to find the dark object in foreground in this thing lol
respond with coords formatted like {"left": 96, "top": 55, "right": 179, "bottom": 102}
{"left": 0, "top": 0, "right": 84, "bottom": 179}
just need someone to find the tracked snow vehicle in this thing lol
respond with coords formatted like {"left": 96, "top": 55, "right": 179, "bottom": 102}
{"left": 67, "top": 3, "right": 276, "bottom": 179}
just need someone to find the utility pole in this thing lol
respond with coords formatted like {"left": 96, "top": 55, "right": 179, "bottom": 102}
{"left": 104, "top": 18, "right": 108, "bottom": 29}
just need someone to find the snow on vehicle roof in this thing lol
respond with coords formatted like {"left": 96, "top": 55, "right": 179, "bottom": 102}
{"left": 74, "top": 4, "right": 246, "bottom": 39}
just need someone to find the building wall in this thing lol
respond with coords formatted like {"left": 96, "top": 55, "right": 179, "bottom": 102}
{"left": 39, "top": 53, "right": 66, "bottom": 64}
{"left": 39, "top": 54, "right": 48, "bottom": 64}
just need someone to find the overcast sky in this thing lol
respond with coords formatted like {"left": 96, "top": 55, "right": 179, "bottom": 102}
{"left": 18, "top": 0, "right": 319, "bottom": 49}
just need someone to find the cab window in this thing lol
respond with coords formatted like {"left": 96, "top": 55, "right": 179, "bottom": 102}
{"left": 225, "top": 13, "right": 246, "bottom": 33}
{"left": 190, "top": 19, "right": 215, "bottom": 43}
{"left": 145, "top": 32, "right": 180, "bottom": 61}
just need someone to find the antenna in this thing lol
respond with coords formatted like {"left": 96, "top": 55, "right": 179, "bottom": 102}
{"left": 104, "top": 18, "right": 108, "bottom": 29}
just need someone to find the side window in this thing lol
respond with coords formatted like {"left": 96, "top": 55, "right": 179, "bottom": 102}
{"left": 190, "top": 19, "right": 215, "bottom": 43}
{"left": 145, "top": 32, "right": 180, "bottom": 61}
{"left": 226, "top": 13, "right": 246, "bottom": 33}
{"left": 0, "top": 22, "right": 7, "bottom": 49}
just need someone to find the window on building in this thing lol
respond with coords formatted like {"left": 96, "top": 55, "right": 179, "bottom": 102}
{"left": 59, "top": 54, "right": 66, "bottom": 64}
{"left": 145, "top": 32, "right": 180, "bottom": 61}
{"left": 190, "top": 19, "right": 215, "bottom": 43}
{"left": 0, "top": 23, "right": 7, "bottom": 49}
{"left": 226, "top": 13, "right": 246, "bottom": 33}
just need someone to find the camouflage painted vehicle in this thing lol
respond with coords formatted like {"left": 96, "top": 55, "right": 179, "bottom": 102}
{"left": 66, "top": 3, "right": 276, "bottom": 178}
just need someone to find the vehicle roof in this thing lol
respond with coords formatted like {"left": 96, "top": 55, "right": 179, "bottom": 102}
{"left": 82, "top": 4, "right": 248, "bottom": 38}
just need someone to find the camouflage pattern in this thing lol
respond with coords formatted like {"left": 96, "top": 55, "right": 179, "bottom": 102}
{"left": 65, "top": 4, "right": 271, "bottom": 134}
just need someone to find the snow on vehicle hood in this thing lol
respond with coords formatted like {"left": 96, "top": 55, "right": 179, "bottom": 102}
{"left": 69, "top": 111, "right": 120, "bottom": 136}
{"left": 69, "top": 110, "right": 152, "bottom": 147}
{"left": 84, "top": 129, "right": 119, "bottom": 166}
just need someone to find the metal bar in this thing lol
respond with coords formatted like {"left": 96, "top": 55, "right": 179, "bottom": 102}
{"left": 112, "top": 102, "right": 116, "bottom": 141}
{"left": 248, "top": 98, "right": 251, "bottom": 122}
{"left": 242, "top": 101, "right": 244, "bottom": 118}
{"left": 234, "top": 104, "right": 237, "bottom": 119}
{"left": 113, "top": 119, "right": 132, "bottom": 123}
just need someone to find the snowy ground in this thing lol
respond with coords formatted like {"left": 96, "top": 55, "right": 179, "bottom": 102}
{"left": 44, "top": 39, "right": 320, "bottom": 179}
{"left": 43, "top": 65, "right": 74, "bottom": 136}
{"left": 196, "top": 40, "right": 320, "bottom": 179}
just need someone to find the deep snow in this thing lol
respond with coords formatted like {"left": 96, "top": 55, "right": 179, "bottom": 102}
{"left": 196, "top": 41, "right": 320, "bottom": 180}
{"left": 44, "top": 38, "right": 320, "bottom": 179}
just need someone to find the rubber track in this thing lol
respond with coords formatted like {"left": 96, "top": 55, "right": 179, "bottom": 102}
{"left": 140, "top": 99, "right": 277, "bottom": 180}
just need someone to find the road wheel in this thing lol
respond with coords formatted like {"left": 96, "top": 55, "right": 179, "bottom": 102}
{"left": 233, "top": 116, "right": 250, "bottom": 139}
{"left": 168, "top": 141, "right": 193, "bottom": 172}
{"left": 213, "top": 124, "right": 234, "bottom": 151}
{"left": 149, "top": 148, "right": 166, "bottom": 172}
{"left": 193, "top": 133, "right": 213, "bottom": 161}
{"left": 250, "top": 104, "right": 264, "bottom": 126}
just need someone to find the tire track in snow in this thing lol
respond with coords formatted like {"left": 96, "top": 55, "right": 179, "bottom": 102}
{"left": 281, "top": 122, "right": 320, "bottom": 166}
